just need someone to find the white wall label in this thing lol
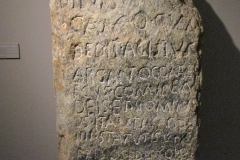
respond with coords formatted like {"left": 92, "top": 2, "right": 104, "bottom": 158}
{"left": 0, "top": 43, "right": 20, "bottom": 59}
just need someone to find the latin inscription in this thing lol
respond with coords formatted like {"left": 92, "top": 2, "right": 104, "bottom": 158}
{"left": 59, "top": 0, "right": 117, "bottom": 9}
{"left": 50, "top": 0, "right": 203, "bottom": 159}
{"left": 63, "top": 4, "right": 200, "bottom": 159}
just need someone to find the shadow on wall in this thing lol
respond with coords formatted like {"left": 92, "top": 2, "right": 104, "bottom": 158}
{"left": 192, "top": 0, "right": 240, "bottom": 160}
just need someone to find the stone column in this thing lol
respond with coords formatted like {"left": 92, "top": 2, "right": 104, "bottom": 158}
{"left": 50, "top": 0, "right": 203, "bottom": 159}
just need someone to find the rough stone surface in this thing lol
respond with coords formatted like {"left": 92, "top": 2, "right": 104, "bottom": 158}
{"left": 50, "top": 0, "right": 203, "bottom": 159}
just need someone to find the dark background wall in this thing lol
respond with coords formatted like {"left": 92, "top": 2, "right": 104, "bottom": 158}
{"left": 193, "top": 0, "right": 240, "bottom": 159}
{"left": 0, "top": 0, "right": 239, "bottom": 159}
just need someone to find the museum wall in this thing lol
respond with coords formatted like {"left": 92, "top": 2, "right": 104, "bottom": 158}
{"left": 0, "top": 0, "right": 58, "bottom": 159}
{"left": 0, "top": 0, "right": 239, "bottom": 159}
{"left": 193, "top": 0, "right": 240, "bottom": 159}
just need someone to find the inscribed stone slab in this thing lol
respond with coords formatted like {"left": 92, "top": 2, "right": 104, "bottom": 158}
{"left": 50, "top": 0, "right": 203, "bottom": 159}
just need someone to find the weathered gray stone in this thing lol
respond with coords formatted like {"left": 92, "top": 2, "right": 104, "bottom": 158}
{"left": 50, "top": 0, "right": 203, "bottom": 159}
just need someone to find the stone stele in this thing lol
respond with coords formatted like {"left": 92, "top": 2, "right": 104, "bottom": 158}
{"left": 50, "top": 0, "right": 203, "bottom": 159}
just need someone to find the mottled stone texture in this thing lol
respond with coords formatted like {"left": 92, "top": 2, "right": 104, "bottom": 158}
{"left": 50, "top": 0, "right": 203, "bottom": 159}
